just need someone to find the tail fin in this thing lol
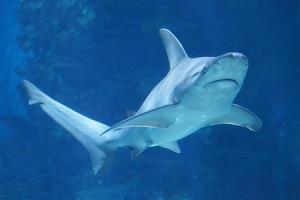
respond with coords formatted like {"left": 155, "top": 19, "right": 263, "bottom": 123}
{"left": 22, "top": 80, "right": 114, "bottom": 174}
{"left": 22, "top": 80, "right": 49, "bottom": 105}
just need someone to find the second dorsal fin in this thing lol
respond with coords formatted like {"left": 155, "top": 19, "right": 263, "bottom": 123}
{"left": 159, "top": 28, "right": 188, "bottom": 70}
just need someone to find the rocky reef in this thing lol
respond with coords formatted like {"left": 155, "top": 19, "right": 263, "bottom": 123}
{"left": 17, "top": 0, "right": 95, "bottom": 86}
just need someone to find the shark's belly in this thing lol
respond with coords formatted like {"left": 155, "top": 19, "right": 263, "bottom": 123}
{"left": 108, "top": 106, "right": 226, "bottom": 150}
{"left": 147, "top": 108, "right": 215, "bottom": 145}
{"left": 153, "top": 123, "right": 204, "bottom": 144}
{"left": 106, "top": 117, "right": 206, "bottom": 149}
{"left": 117, "top": 96, "right": 231, "bottom": 148}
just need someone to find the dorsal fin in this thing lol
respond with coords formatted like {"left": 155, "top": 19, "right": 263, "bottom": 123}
{"left": 125, "top": 109, "right": 136, "bottom": 118}
{"left": 159, "top": 28, "right": 188, "bottom": 70}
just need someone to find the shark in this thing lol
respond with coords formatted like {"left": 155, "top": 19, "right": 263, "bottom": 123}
{"left": 22, "top": 28, "right": 262, "bottom": 174}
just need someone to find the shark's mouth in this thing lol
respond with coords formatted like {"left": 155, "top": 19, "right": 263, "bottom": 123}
{"left": 204, "top": 78, "right": 239, "bottom": 87}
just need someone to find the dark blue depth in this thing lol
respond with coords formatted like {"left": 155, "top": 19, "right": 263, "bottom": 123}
{"left": 0, "top": 0, "right": 299, "bottom": 199}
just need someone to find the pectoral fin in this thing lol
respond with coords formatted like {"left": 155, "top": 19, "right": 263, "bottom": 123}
{"left": 159, "top": 142, "right": 181, "bottom": 154}
{"left": 100, "top": 104, "right": 178, "bottom": 136}
{"left": 211, "top": 104, "right": 262, "bottom": 132}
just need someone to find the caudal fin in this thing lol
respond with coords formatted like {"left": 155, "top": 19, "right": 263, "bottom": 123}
{"left": 22, "top": 80, "right": 49, "bottom": 105}
{"left": 86, "top": 142, "right": 114, "bottom": 174}
{"left": 22, "top": 80, "right": 114, "bottom": 174}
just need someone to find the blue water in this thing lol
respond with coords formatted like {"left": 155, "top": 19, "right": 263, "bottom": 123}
{"left": 0, "top": 0, "right": 299, "bottom": 199}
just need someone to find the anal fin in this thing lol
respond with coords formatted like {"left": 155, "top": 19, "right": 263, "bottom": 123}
{"left": 127, "top": 146, "right": 146, "bottom": 159}
{"left": 159, "top": 142, "right": 181, "bottom": 154}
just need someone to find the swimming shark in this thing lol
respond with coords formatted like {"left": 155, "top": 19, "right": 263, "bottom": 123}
{"left": 22, "top": 28, "right": 262, "bottom": 174}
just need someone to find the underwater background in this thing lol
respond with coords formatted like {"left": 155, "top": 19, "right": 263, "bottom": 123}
{"left": 0, "top": 0, "right": 300, "bottom": 199}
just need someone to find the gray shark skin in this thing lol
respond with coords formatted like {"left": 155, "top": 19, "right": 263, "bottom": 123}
{"left": 22, "top": 28, "right": 262, "bottom": 174}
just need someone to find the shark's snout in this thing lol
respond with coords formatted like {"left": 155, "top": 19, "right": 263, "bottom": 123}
{"left": 199, "top": 52, "right": 248, "bottom": 88}
{"left": 215, "top": 52, "right": 248, "bottom": 72}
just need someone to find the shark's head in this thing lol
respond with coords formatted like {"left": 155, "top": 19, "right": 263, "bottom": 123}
{"left": 179, "top": 52, "right": 248, "bottom": 109}
{"left": 194, "top": 52, "right": 248, "bottom": 92}
{"left": 159, "top": 29, "right": 249, "bottom": 110}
